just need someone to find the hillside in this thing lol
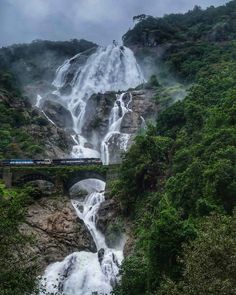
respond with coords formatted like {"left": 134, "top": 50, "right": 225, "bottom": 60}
{"left": 0, "top": 72, "right": 73, "bottom": 159}
{"left": 0, "top": 39, "right": 97, "bottom": 84}
{"left": 112, "top": 2, "right": 236, "bottom": 295}
{"left": 124, "top": 0, "right": 236, "bottom": 82}
{"left": 0, "top": 59, "right": 74, "bottom": 294}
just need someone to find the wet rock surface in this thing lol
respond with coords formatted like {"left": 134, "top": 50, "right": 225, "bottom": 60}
{"left": 42, "top": 100, "right": 74, "bottom": 129}
{"left": 20, "top": 192, "right": 96, "bottom": 273}
{"left": 98, "top": 248, "right": 105, "bottom": 264}
{"left": 81, "top": 92, "right": 117, "bottom": 143}
{"left": 96, "top": 198, "right": 123, "bottom": 248}
{"left": 0, "top": 90, "right": 73, "bottom": 158}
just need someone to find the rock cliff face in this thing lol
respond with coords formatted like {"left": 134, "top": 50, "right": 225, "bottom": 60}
{"left": 20, "top": 186, "right": 96, "bottom": 273}
{"left": 96, "top": 198, "right": 122, "bottom": 248}
{"left": 81, "top": 92, "right": 117, "bottom": 144}
{"left": 42, "top": 100, "right": 74, "bottom": 130}
{"left": 77, "top": 88, "right": 157, "bottom": 161}
{"left": 122, "top": 89, "right": 157, "bottom": 130}
{"left": 96, "top": 196, "right": 134, "bottom": 256}
{"left": 82, "top": 89, "right": 157, "bottom": 137}
{"left": 0, "top": 89, "right": 73, "bottom": 158}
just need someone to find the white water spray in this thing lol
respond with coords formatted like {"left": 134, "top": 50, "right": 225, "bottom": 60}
{"left": 38, "top": 44, "right": 145, "bottom": 295}
{"left": 101, "top": 92, "right": 133, "bottom": 164}
{"left": 50, "top": 45, "right": 144, "bottom": 161}
{"left": 39, "top": 180, "right": 123, "bottom": 295}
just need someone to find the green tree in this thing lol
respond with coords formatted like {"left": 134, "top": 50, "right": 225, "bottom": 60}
{"left": 0, "top": 184, "right": 38, "bottom": 295}
{"left": 158, "top": 212, "right": 236, "bottom": 295}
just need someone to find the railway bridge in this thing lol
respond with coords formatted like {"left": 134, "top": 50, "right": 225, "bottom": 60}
{"left": 0, "top": 164, "right": 119, "bottom": 193}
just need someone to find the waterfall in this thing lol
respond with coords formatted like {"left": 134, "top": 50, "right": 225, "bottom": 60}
{"left": 37, "top": 44, "right": 145, "bottom": 295}
{"left": 45, "top": 44, "right": 145, "bottom": 162}
{"left": 101, "top": 92, "right": 133, "bottom": 164}
{"left": 39, "top": 180, "right": 123, "bottom": 295}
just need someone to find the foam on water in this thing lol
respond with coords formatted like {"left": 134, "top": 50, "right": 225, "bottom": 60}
{"left": 39, "top": 179, "right": 123, "bottom": 295}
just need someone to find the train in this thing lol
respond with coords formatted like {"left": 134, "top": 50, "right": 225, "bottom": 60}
{"left": 0, "top": 158, "right": 103, "bottom": 166}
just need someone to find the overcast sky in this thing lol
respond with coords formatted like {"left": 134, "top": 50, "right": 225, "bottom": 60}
{"left": 0, "top": 0, "right": 230, "bottom": 47}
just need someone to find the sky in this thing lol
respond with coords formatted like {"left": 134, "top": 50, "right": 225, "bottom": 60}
{"left": 0, "top": 0, "right": 230, "bottom": 47}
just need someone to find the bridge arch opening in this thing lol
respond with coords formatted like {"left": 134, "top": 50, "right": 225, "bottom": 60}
{"left": 14, "top": 173, "right": 55, "bottom": 187}
{"left": 64, "top": 171, "right": 106, "bottom": 193}
{"left": 69, "top": 178, "right": 106, "bottom": 199}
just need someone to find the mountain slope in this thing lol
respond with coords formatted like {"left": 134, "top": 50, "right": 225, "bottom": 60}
{"left": 124, "top": 0, "right": 236, "bottom": 82}
{"left": 113, "top": 2, "right": 236, "bottom": 295}
{"left": 0, "top": 72, "right": 72, "bottom": 159}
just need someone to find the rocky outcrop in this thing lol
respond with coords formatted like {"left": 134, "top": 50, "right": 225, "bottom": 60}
{"left": 80, "top": 89, "right": 157, "bottom": 162}
{"left": 20, "top": 191, "right": 96, "bottom": 273}
{"left": 81, "top": 92, "right": 117, "bottom": 142}
{"left": 130, "top": 89, "right": 158, "bottom": 118}
{"left": 96, "top": 198, "right": 123, "bottom": 248}
{"left": 42, "top": 100, "right": 73, "bottom": 129}
{"left": 96, "top": 195, "right": 134, "bottom": 256}
{"left": 0, "top": 90, "right": 73, "bottom": 158}
{"left": 26, "top": 108, "right": 73, "bottom": 158}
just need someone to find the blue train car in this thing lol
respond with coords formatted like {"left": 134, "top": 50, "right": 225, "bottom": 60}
{"left": 0, "top": 158, "right": 102, "bottom": 166}
{"left": 9, "top": 159, "right": 34, "bottom": 165}
{"left": 52, "top": 158, "right": 102, "bottom": 165}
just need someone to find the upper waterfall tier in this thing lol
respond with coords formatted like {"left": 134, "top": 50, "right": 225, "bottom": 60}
{"left": 52, "top": 45, "right": 145, "bottom": 133}
{"left": 53, "top": 45, "right": 144, "bottom": 96}
{"left": 38, "top": 44, "right": 156, "bottom": 163}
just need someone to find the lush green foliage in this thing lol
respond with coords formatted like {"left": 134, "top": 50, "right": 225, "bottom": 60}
{"left": 0, "top": 72, "right": 49, "bottom": 159}
{"left": 0, "top": 183, "right": 38, "bottom": 295}
{"left": 163, "top": 40, "right": 236, "bottom": 81}
{"left": 124, "top": 1, "right": 236, "bottom": 82}
{"left": 115, "top": 7, "right": 236, "bottom": 291}
{"left": 158, "top": 212, "right": 236, "bottom": 295}
{"left": 124, "top": 1, "right": 236, "bottom": 46}
{"left": 0, "top": 39, "right": 96, "bottom": 71}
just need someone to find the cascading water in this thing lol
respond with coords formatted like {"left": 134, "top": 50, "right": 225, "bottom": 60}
{"left": 101, "top": 92, "right": 133, "bottom": 164}
{"left": 47, "top": 44, "right": 145, "bottom": 162}
{"left": 37, "top": 44, "right": 145, "bottom": 295}
{"left": 39, "top": 179, "right": 123, "bottom": 295}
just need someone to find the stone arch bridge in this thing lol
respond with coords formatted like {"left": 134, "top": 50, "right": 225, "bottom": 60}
{"left": 0, "top": 164, "right": 119, "bottom": 193}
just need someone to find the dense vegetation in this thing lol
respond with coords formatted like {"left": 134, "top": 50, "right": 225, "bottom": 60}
{"left": 124, "top": 1, "right": 236, "bottom": 46}
{"left": 124, "top": 1, "right": 236, "bottom": 82}
{"left": 0, "top": 183, "right": 39, "bottom": 295}
{"left": 114, "top": 62, "right": 236, "bottom": 295}
{"left": 1, "top": 1, "right": 236, "bottom": 294}
{"left": 0, "top": 72, "right": 49, "bottom": 158}
{"left": 0, "top": 39, "right": 96, "bottom": 71}
{"left": 0, "top": 73, "right": 45, "bottom": 294}
{"left": 114, "top": 1, "right": 236, "bottom": 294}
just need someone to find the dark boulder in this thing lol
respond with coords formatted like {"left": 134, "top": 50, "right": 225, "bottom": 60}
{"left": 42, "top": 100, "right": 73, "bottom": 129}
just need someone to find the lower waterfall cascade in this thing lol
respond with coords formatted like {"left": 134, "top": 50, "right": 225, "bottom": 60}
{"left": 39, "top": 180, "right": 124, "bottom": 295}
